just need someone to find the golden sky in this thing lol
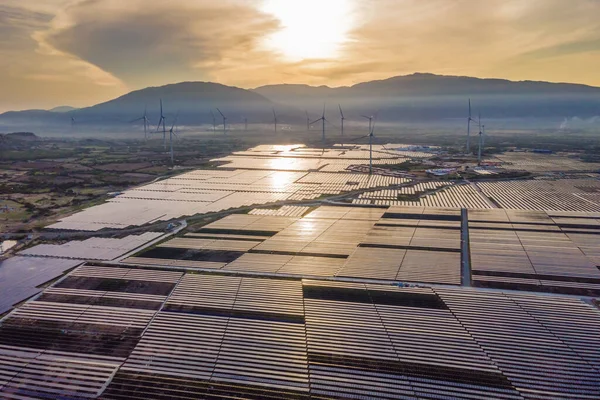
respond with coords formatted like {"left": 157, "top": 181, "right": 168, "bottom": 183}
{"left": 1, "top": 0, "right": 599, "bottom": 111}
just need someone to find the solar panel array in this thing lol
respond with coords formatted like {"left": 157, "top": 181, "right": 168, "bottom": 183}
{"left": 114, "top": 205, "right": 600, "bottom": 296}
{"left": 493, "top": 152, "right": 600, "bottom": 172}
{"left": 469, "top": 208, "right": 600, "bottom": 295}
{"left": 249, "top": 205, "right": 311, "bottom": 217}
{"left": 19, "top": 233, "right": 163, "bottom": 260}
{"left": 48, "top": 165, "right": 409, "bottom": 231}
{"left": 477, "top": 179, "right": 600, "bottom": 212}
{"left": 122, "top": 207, "right": 465, "bottom": 285}
{"left": 2, "top": 263, "right": 599, "bottom": 400}
{"left": 0, "top": 256, "right": 82, "bottom": 315}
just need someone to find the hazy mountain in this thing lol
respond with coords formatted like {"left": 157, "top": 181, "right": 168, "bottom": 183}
{"left": 48, "top": 106, "right": 78, "bottom": 113}
{"left": 1, "top": 74, "right": 599, "bottom": 132}
{"left": 253, "top": 73, "right": 600, "bottom": 120}
{"left": 0, "top": 82, "right": 284, "bottom": 128}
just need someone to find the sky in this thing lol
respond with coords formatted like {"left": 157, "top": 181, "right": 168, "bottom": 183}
{"left": 1, "top": 0, "right": 600, "bottom": 111}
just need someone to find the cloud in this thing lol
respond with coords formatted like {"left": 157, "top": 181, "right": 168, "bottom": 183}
{"left": 39, "top": 0, "right": 280, "bottom": 88}
{"left": 1, "top": 0, "right": 600, "bottom": 111}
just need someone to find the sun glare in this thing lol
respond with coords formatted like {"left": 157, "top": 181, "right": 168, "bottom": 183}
{"left": 260, "top": 0, "right": 356, "bottom": 61}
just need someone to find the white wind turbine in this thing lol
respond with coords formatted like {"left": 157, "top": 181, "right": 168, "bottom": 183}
{"left": 467, "top": 98, "right": 474, "bottom": 154}
{"left": 169, "top": 113, "right": 179, "bottom": 165}
{"left": 210, "top": 111, "right": 216, "bottom": 133}
{"left": 477, "top": 113, "right": 483, "bottom": 164}
{"left": 339, "top": 104, "right": 346, "bottom": 138}
{"left": 130, "top": 106, "right": 151, "bottom": 139}
{"left": 155, "top": 99, "right": 167, "bottom": 149}
{"left": 217, "top": 108, "right": 227, "bottom": 134}
{"left": 310, "top": 104, "right": 327, "bottom": 150}
{"left": 305, "top": 110, "right": 310, "bottom": 131}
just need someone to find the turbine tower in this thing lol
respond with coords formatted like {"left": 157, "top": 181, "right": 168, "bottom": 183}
{"left": 339, "top": 104, "right": 345, "bottom": 138}
{"left": 217, "top": 108, "right": 227, "bottom": 134}
{"left": 467, "top": 99, "right": 474, "bottom": 154}
{"left": 169, "top": 113, "right": 179, "bottom": 165}
{"left": 368, "top": 116, "right": 377, "bottom": 175}
{"left": 477, "top": 113, "right": 483, "bottom": 165}
{"left": 130, "top": 106, "right": 150, "bottom": 139}
{"left": 482, "top": 124, "right": 486, "bottom": 148}
{"left": 210, "top": 111, "right": 216, "bottom": 133}
{"left": 272, "top": 108, "right": 278, "bottom": 133}
{"left": 362, "top": 115, "right": 373, "bottom": 135}
{"left": 155, "top": 99, "right": 167, "bottom": 149}
{"left": 310, "top": 104, "right": 327, "bottom": 150}
{"left": 305, "top": 111, "right": 310, "bottom": 131}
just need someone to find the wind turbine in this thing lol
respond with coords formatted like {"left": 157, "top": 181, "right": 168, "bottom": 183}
{"left": 467, "top": 99, "right": 474, "bottom": 154}
{"left": 362, "top": 114, "right": 373, "bottom": 135}
{"left": 169, "top": 113, "right": 179, "bottom": 165}
{"left": 130, "top": 106, "right": 150, "bottom": 139}
{"left": 482, "top": 124, "right": 486, "bottom": 148}
{"left": 368, "top": 115, "right": 378, "bottom": 175}
{"left": 339, "top": 104, "right": 346, "bottom": 138}
{"left": 305, "top": 111, "right": 310, "bottom": 131}
{"left": 210, "top": 111, "right": 216, "bottom": 133}
{"left": 477, "top": 113, "right": 483, "bottom": 165}
{"left": 310, "top": 104, "right": 327, "bottom": 150}
{"left": 70, "top": 116, "right": 75, "bottom": 126}
{"left": 155, "top": 99, "right": 167, "bottom": 149}
{"left": 272, "top": 108, "right": 278, "bottom": 133}
{"left": 216, "top": 108, "right": 227, "bottom": 134}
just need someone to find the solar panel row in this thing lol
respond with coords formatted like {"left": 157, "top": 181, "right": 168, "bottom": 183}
{"left": 2, "top": 264, "right": 599, "bottom": 399}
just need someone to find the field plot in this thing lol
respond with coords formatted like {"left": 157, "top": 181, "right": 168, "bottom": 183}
{"left": 477, "top": 178, "right": 600, "bottom": 211}
{"left": 19, "top": 232, "right": 163, "bottom": 260}
{"left": 493, "top": 152, "right": 600, "bottom": 172}
{"left": 2, "top": 264, "right": 600, "bottom": 400}
{"left": 354, "top": 182, "right": 493, "bottom": 209}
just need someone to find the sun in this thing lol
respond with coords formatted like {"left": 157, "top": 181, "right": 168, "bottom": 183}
{"left": 260, "top": 0, "right": 356, "bottom": 61}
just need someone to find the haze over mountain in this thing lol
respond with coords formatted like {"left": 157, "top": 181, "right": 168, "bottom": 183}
{"left": 253, "top": 73, "right": 600, "bottom": 120}
{"left": 48, "top": 106, "right": 79, "bottom": 113}
{"left": 1, "top": 74, "right": 599, "bottom": 132}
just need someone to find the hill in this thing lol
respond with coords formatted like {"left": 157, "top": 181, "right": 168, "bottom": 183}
{"left": 253, "top": 73, "right": 600, "bottom": 120}
{"left": 0, "top": 82, "right": 282, "bottom": 127}
{"left": 1, "top": 74, "right": 599, "bottom": 130}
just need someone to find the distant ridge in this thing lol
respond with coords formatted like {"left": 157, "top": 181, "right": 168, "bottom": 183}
{"left": 253, "top": 72, "right": 600, "bottom": 98}
{"left": 1, "top": 73, "right": 599, "bottom": 127}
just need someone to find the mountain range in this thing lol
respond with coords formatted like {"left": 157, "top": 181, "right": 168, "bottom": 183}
{"left": 2, "top": 73, "right": 599, "bottom": 130}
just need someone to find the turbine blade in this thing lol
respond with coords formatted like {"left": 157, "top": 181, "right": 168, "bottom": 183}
{"left": 310, "top": 117, "right": 323, "bottom": 125}
{"left": 171, "top": 112, "right": 179, "bottom": 130}
{"left": 217, "top": 108, "right": 225, "bottom": 118}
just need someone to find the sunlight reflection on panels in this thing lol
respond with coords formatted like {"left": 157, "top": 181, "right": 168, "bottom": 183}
{"left": 48, "top": 144, "right": 418, "bottom": 231}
